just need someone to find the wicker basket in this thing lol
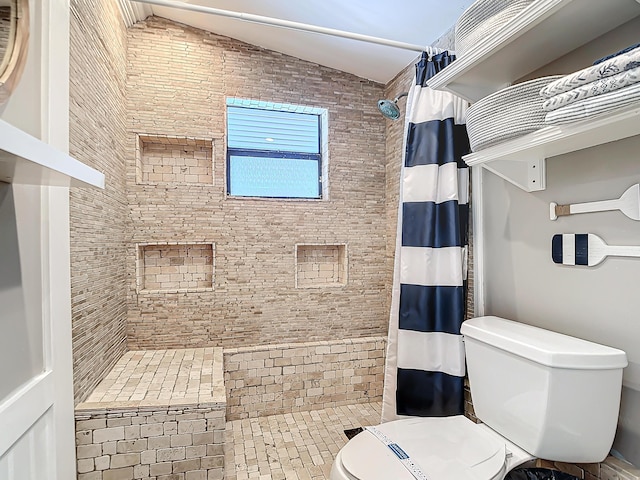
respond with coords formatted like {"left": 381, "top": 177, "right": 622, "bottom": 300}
{"left": 466, "top": 76, "right": 563, "bottom": 152}
{"left": 455, "top": 0, "right": 536, "bottom": 58}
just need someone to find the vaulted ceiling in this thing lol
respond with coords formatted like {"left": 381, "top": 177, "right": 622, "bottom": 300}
{"left": 124, "top": 0, "right": 474, "bottom": 84}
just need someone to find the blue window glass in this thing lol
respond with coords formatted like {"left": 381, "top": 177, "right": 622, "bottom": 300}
{"left": 226, "top": 99, "right": 324, "bottom": 199}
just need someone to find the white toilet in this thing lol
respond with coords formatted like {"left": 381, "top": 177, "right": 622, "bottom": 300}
{"left": 331, "top": 316, "right": 628, "bottom": 480}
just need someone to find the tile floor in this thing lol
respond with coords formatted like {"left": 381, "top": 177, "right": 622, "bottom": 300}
{"left": 224, "top": 402, "right": 382, "bottom": 480}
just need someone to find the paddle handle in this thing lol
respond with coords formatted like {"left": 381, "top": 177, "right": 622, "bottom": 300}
{"left": 605, "top": 244, "right": 640, "bottom": 259}
{"left": 551, "top": 198, "right": 621, "bottom": 220}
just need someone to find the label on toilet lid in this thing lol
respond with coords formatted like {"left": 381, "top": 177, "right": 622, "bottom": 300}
{"left": 365, "top": 426, "right": 429, "bottom": 480}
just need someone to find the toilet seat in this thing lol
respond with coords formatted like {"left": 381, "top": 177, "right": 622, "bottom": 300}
{"left": 334, "top": 415, "right": 522, "bottom": 480}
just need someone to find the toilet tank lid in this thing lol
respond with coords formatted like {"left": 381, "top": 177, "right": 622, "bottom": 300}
{"left": 461, "top": 317, "right": 628, "bottom": 370}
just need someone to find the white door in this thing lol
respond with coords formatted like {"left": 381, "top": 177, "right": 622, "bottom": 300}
{"left": 0, "top": 0, "right": 77, "bottom": 476}
{"left": 0, "top": 184, "right": 76, "bottom": 480}
{"left": 0, "top": 1, "right": 80, "bottom": 477}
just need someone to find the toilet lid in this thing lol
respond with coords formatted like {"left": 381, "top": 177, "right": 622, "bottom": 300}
{"left": 341, "top": 416, "right": 507, "bottom": 480}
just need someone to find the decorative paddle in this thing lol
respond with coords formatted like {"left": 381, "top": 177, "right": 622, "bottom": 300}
{"left": 552, "top": 233, "right": 640, "bottom": 266}
{"left": 550, "top": 184, "right": 640, "bottom": 221}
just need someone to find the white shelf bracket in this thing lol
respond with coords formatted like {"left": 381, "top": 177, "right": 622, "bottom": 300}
{"left": 481, "top": 156, "right": 546, "bottom": 192}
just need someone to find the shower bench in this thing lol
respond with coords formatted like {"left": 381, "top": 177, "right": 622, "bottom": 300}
{"left": 74, "top": 347, "right": 226, "bottom": 480}
{"left": 73, "top": 337, "right": 387, "bottom": 479}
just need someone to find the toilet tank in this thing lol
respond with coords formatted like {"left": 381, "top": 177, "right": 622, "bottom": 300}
{"left": 461, "top": 316, "right": 627, "bottom": 463}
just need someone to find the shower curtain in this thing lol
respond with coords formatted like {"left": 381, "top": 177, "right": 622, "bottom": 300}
{"left": 382, "top": 51, "right": 470, "bottom": 422}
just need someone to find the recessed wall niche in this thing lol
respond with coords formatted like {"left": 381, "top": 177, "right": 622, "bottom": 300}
{"left": 135, "top": 134, "right": 213, "bottom": 185}
{"left": 136, "top": 242, "right": 214, "bottom": 293}
{"left": 295, "top": 244, "right": 348, "bottom": 288}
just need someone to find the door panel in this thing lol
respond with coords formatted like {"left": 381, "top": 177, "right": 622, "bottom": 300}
{"left": 0, "top": 184, "right": 72, "bottom": 479}
{"left": 0, "top": 184, "right": 44, "bottom": 402}
{"left": 0, "top": 408, "right": 52, "bottom": 480}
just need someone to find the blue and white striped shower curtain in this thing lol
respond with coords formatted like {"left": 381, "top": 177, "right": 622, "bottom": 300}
{"left": 382, "top": 51, "right": 470, "bottom": 422}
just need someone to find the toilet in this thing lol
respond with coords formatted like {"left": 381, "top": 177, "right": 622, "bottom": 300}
{"left": 330, "top": 316, "right": 628, "bottom": 480}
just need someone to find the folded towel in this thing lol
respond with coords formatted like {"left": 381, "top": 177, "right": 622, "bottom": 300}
{"left": 593, "top": 42, "right": 640, "bottom": 65}
{"left": 544, "top": 81, "right": 640, "bottom": 125}
{"left": 540, "top": 45, "right": 640, "bottom": 98}
{"left": 543, "top": 65, "right": 640, "bottom": 111}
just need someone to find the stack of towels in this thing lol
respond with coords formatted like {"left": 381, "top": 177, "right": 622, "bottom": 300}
{"left": 539, "top": 43, "right": 640, "bottom": 125}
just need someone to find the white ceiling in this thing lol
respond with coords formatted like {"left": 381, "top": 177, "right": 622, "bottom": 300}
{"left": 128, "top": 0, "right": 474, "bottom": 84}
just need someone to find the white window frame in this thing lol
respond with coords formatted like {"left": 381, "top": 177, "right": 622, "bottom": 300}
{"left": 225, "top": 98, "right": 329, "bottom": 200}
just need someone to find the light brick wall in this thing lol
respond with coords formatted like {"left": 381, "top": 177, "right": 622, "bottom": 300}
{"left": 224, "top": 337, "right": 386, "bottom": 421}
{"left": 126, "top": 17, "right": 388, "bottom": 349}
{"left": 295, "top": 244, "right": 347, "bottom": 288}
{"left": 75, "top": 347, "right": 226, "bottom": 479}
{"left": 137, "top": 243, "right": 215, "bottom": 293}
{"left": 69, "top": 0, "right": 129, "bottom": 403}
{"left": 75, "top": 406, "right": 225, "bottom": 480}
{"left": 136, "top": 135, "right": 213, "bottom": 186}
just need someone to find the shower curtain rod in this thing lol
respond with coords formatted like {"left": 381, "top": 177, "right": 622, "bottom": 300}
{"left": 132, "top": 0, "right": 443, "bottom": 54}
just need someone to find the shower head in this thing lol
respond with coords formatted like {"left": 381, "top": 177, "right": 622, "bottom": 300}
{"left": 377, "top": 92, "right": 408, "bottom": 120}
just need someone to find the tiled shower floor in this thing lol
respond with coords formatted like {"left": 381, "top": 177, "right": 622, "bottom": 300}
{"left": 224, "top": 402, "right": 382, "bottom": 480}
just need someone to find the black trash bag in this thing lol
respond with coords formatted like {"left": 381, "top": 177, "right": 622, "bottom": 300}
{"left": 505, "top": 468, "right": 581, "bottom": 480}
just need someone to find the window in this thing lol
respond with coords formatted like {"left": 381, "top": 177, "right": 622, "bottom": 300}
{"left": 226, "top": 98, "right": 327, "bottom": 199}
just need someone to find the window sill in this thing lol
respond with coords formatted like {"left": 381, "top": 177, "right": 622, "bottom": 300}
{"left": 137, "top": 287, "right": 214, "bottom": 295}
{"left": 226, "top": 194, "right": 325, "bottom": 202}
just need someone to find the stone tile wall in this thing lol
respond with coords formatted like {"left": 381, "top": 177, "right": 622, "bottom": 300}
{"left": 295, "top": 244, "right": 347, "bottom": 288}
{"left": 75, "top": 405, "right": 225, "bottom": 480}
{"left": 126, "top": 17, "right": 388, "bottom": 350}
{"left": 76, "top": 348, "right": 226, "bottom": 479}
{"left": 69, "top": 0, "right": 129, "bottom": 403}
{"left": 137, "top": 243, "right": 214, "bottom": 293}
{"left": 224, "top": 337, "right": 386, "bottom": 421}
{"left": 137, "top": 135, "right": 213, "bottom": 186}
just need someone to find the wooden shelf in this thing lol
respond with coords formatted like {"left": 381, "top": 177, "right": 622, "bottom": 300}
{"left": 429, "top": 0, "right": 640, "bottom": 102}
{"left": 463, "top": 105, "right": 640, "bottom": 192}
{"left": 0, "top": 119, "right": 104, "bottom": 188}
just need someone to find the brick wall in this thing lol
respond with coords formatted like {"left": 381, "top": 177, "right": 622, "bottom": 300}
{"left": 125, "top": 17, "right": 388, "bottom": 349}
{"left": 136, "top": 243, "right": 215, "bottom": 293}
{"left": 224, "top": 337, "right": 386, "bottom": 420}
{"left": 74, "top": 347, "right": 226, "bottom": 479}
{"left": 75, "top": 405, "right": 226, "bottom": 480}
{"left": 136, "top": 135, "right": 213, "bottom": 186}
{"left": 69, "top": 0, "right": 129, "bottom": 403}
{"left": 294, "top": 244, "right": 347, "bottom": 288}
